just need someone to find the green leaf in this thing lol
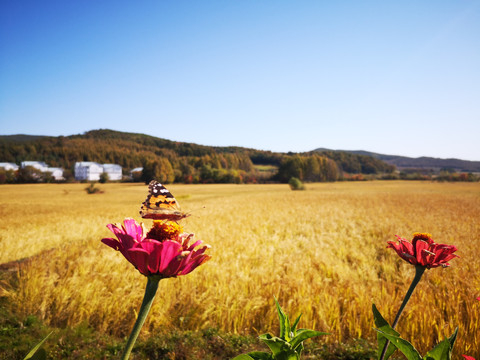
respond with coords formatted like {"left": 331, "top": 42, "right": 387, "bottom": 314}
{"left": 424, "top": 328, "right": 458, "bottom": 360}
{"left": 280, "top": 353, "right": 301, "bottom": 360}
{"left": 274, "top": 297, "right": 291, "bottom": 340}
{"left": 23, "top": 332, "right": 52, "bottom": 360}
{"left": 259, "top": 334, "right": 292, "bottom": 356}
{"left": 232, "top": 352, "right": 274, "bottom": 360}
{"left": 293, "top": 342, "right": 304, "bottom": 357}
{"left": 290, "top": 329, "right": 329, "bottom": 350}
{"left": 372, "top": 304, "right": 399, "bottom": 360}
{"left": 247, "top": 352, "right": 275, "bottom": 360}
{"left": 424, "top": 338, "right": 451, "bottom": 360}
{"left": 448, "top": 327, "right": 458, "bottom": 349}
{"left": 375, "top": 329, "right": 422, "bottom": 360}
{"left": 291, "top": 314, "right": 302, "bottom": 334}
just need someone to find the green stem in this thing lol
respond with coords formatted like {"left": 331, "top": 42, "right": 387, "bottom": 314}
{"left": 121, "top": 277, "right": 160, "bottom": 360}
{"left": 379, "top": 265, "right": 426, "bottom": 360}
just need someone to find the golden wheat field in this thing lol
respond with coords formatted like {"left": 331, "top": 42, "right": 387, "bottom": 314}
{"left": 1, "top": 181, "right": 479, "bottom": 356}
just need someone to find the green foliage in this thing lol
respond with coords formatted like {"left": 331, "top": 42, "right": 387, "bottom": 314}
{"left": 435, "top": 171, "right": 479, "bottom": 182}
{"left": 85, "top": 183, "right": 103, "bottom": 194}
{"left": 99, "top": 172, "right": 109, "bottom": 183}
{"left": 233, "top": 298, "right": 328, "bottom": 360}
{"left": 0, "top": 303, "right": 374, "bottom": 360}
{"left": 16, "top": 166, "right": 44, "bottom": 183}
{"left": 372, "top": 304, "right": 459, "bottom": 360}
{"left": 0, "top": 169, "right": 16, "bottom": 184}
{"left": 316, "top": 150, "right": 396, "bottom": 174}
{"left": 141, "top": 158, "right": 175, "bottom": 184}
{"left": 288, "top": 177, "right": 305, "bottom": 190}
{"left": 310, "top": 340, "right": 376, "bottom": 360}
{"left": 372, "top": 304, "right": 400, "bottom": 360}
{"left": 23, "top": 332, "right": 52, "bottom": 360}
{"left": 277, "top": 155, "right": 338, "bottom": 183}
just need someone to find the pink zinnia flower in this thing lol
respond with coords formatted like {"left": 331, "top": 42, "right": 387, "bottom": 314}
{"left": 102, "top": 218, "right": 211, "bottom": 277}
{"left": 387, "top": 232, "right": 458, "bottom": 269}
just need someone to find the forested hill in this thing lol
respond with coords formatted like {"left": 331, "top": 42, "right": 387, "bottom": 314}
{"left": 0, "top": 129, "right": 394, "bottom": 183}
{"left": 315, "top": 148, "right": 480, "bottom": 173}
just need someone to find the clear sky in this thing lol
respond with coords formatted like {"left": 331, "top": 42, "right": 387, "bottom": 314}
{"left": 1, "top": 1, "right": 479, "bottom": 160}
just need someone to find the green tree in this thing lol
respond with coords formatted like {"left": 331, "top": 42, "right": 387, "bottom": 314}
{"left": 304, "top": 155, "right": 322, "bottom": 181}
{"left": 17, "top": 166, "right": 44, "bottom": 183}
{"left": 141, "top": 158, "right": 175, "bottom": 184}
{"left": 277, "top": 156, "right": 304, "bottom": 182}
{"left": 99, "top": 172, "right": 109, "bottom": 183}
{"left": 0, "top": 169, "right": 16, "bottom": 184}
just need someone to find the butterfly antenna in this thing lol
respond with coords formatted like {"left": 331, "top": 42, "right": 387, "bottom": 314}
{"left": 185, "top": 205, "right": 206, "bottom": 217}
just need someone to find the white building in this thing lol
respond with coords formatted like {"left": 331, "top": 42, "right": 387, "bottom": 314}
{"left": 74, "top": 162, "right": 104, "bottom": 181}
{"left": 74, "top": 162, "right": 122, "bottom": 181}
{"left": 130, "top": 167, "right": 143, "bottom": 181}
{"left": 103, "top": 164, "right": 122, "bottom": 181}
{"left": 130, "top": 167, "right": 143, "bottom": 176}
{"left": 20, "top": 161, "right": 64, "bottom": 181}
{"left": 0, "top": 162, "right": 19, "bottom": 171}
{"left": 21, "top": 161, "right": 49, "bottom": 172}
{"left": 130, "top": 167, "right": 143, "bottom": 174}
{"left": 46, "top": 167, "right": 65, "bottom": 181}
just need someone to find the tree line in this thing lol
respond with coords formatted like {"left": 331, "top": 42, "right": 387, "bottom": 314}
{"left": 0, "top": 129, "right": 397, "bottom": 184}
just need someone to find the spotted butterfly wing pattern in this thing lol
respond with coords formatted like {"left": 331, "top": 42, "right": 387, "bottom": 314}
{"left": 139, "top": 180, "right": 189, "bottom": 221}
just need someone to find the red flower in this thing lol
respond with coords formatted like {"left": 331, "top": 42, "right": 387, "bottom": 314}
{"left": 102, "top": 218, "right": 211, "bottom": 277}
{"left": 387, "top": 232, "right": 458, "bottom": 269}
{"left": 462, "top": 356, "right": 475, "bottom": 360}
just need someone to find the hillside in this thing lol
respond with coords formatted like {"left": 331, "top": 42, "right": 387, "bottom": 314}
{"left": 0, "top": 129, "right": 394, "bottom": 183}
{"left": 314, "top": 148, "right": 480, "bottom": 173}
{"left": 0, "top": 134, "right": 50, "bottom": 143}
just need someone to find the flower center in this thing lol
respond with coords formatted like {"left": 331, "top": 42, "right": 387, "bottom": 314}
{"left": 412, "top": 232, "right": 432, "bottom": 242}
{"left": 146, "top": 220, "right": 183, "bottom": 241}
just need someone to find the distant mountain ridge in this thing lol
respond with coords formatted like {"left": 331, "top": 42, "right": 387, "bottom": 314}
{"left": 0, "top": 134, "right": 50, "bottom": 142}
{"left": 314, "top": 148, "right": 480, "bottom": 173}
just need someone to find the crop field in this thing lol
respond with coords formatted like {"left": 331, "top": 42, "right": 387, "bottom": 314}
{"left": 1, "top": 181, "right": 479, "bottom": 357}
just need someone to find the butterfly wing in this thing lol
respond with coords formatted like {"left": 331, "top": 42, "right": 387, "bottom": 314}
{"left": 139, "top": 181, "right": 189, "bottom": 221}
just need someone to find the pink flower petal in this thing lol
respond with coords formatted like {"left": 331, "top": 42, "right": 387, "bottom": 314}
{"left": 101, "top": 237, "right": 121, "bottom": 251}
{"left": 158, "top": 241, "right": 182, "bottom": 274}
{"left": 180, "top": 253, "right": 211, "bottom": 275}
{"left": 127, "top": 247, "right": 151, "bottom": 275}
{"left": 138, "top": 240, "right": 163, "bottom": 274}
{"left": 106, "top": 222, "right": 139, "bottom": 250}
{"left": 186, "top": 239, "right": 204, "bottom": 251}
{"left": 122, "top": 218, "right": 145, "bottom": 242}
{"left": 102, "top": 218, "right": 210, "bottom": 277}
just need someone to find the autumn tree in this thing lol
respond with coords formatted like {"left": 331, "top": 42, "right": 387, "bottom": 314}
{"left": 141, "top": 158, "right": 175, "bottom": 184}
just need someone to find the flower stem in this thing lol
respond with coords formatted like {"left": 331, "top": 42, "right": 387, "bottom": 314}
{"left": 379, "top": 265, "right": 426, "bottom": 360}
{"left": 121, "top": 277, "right": 160, "bottom": 360}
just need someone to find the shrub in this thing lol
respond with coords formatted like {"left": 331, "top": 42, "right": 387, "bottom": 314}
{"left": 99, "top": 172, "right": 109, "bottom": 183}
{"left": 85, "top": 183, "right": 103, "bottom": 194}
{"left": 289, "top": 177, "right": 305, "bottom": 190}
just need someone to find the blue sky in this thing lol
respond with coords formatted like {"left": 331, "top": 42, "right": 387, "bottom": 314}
{"left": 1, "top": 1, "right": 479, "bottom": 160}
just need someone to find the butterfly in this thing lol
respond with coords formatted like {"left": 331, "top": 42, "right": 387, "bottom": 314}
{"left": 139, "top": 180, "right": 190, "bottom": 221}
